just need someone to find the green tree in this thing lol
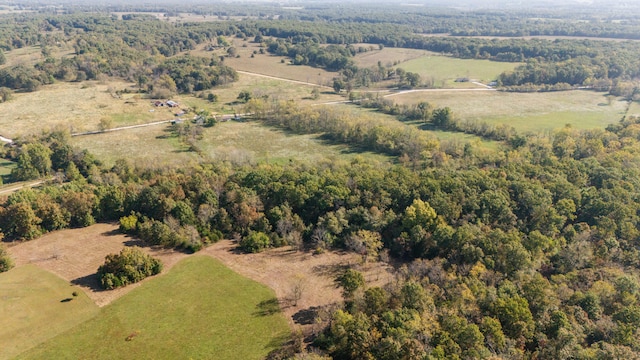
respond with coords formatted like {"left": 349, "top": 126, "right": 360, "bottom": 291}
{"left": 0, "top": 245, "right": 14, "bottom": 272}
{"left": 239, "top": 231, "right": 270, "bottom": 253}
{"left": 97, "top": 246, "right": 162, "bottom": 290}
{"left": 237, "top": 90, "right": 252, "bottom": 103}
{"left": 337, "top": 268, "right": 365, "bottom": 299}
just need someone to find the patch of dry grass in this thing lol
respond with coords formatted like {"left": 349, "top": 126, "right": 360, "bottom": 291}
{"left": 352, "top": 46, "right": 431, "bottom": 68}
{"left": 69, "top": 123, "right": 198, "bottom": 168}
{"left": 190, "top": 39, "right": 338, "bottom": 87}
{"left": 0, "top": 81, "right": 178, "bottom": 138}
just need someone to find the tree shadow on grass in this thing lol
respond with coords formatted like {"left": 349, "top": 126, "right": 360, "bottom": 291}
{"left": 254, "top": 298, "right": 282, "bottom": 317}
{"left": 311, "top": 263, "right": 349, "bottom": 278}
{"left": 71, "top": 273, "right": 104, "bottom": 293}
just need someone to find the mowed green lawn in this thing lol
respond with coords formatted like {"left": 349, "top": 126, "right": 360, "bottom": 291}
{"left": 0, "top": 264, "right": 99, "bottom": 360}
{"left": 392, "top": 90, "right": 627, "bottom": 132}
{"left": 399, "top": 54, "right": 521, "bottom": 85}
{"left": 17, "top": 256, "right": 289, "bottom": 360}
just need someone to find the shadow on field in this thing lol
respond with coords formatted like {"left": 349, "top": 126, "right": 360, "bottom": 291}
{"left": 312, "top": 263, "right": 349, "bottom": 278}
{"left": 254, "top": 298, "right": 282, "bottom": 317}
{"left": 71, "top": 273, "right": 104, "bottom": 292}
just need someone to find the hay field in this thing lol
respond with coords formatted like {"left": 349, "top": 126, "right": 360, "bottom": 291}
{"left": 191, "top": 39, "right": 338, "bottom": 87}
{"left": 197, "top": 120, "right": 392, "bottom": 165}
{"left": 69, "top": 124, "right": 198, "bottom": 168}
{"left": 17, "top": 256, "right": 290, "bottom": 360}
{"left": 0, "top": 81, "right": 177, "bottom": 138}
{"left": 0, "top": 265, "right": 99, "bottom": 360}
{"left": 352, "top": 46, "right": 432, "bottom": 68}
{"left": 399, "top": 54, "right": 521, "bottom": 86}
{"left": 391, "top": 90, "right": 627, "bottom": 132}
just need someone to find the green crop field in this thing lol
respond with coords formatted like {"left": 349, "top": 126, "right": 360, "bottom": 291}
{"left": 0, "top": 265, "right": 99, "bottom": 360}
{"left": 391, "top": 90, "right": 627, "bottom": 132}
{"left": 398, "top": 55, "right": 521, "bottom": 86}
{"left": 17, "top": 256, "right": 290, "bottom": 360}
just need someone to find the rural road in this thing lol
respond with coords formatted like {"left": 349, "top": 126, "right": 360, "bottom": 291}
{"left": 71, "top": 120, "right": 173, "bottom": 137}
{"left": 0, "top": 179, "right": 48, "bottom": 196}
{"left": 383, "top": 86, "right": 496, "bottom": 98}
{"left": 0, "top": 135, "right": 13, "bottom": 144}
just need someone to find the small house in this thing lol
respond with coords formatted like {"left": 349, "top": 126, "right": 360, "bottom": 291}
{"left": 166, "top": 100, "right": 179, "bottom": 107}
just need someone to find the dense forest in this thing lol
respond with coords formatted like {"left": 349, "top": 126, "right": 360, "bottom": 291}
{"left": 3, "top": 111, "right": 640, "bottom": 357}
{"left": 2, "top": 2, "right": 640, "bottom": 359}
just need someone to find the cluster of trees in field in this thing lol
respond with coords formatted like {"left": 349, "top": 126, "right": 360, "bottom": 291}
{"left": 351, "top": 94, "right": 520, "bottom": 144}
{"left": 3, "top": 114, "right": 640, "bottom": 355}
{"left": 97, "top": 246, "right": 162, "bottom": 290}
{"left": 244, "top": 98, "right": 439, "bottom": 165}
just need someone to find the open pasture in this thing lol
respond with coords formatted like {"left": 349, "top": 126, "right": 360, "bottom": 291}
{"left": 197, "top": 120, "right": 392, "bottom": 165}
{"left": 191, "top": 39, "right": 338, "bottom": 87}
{"left": 398, "top": 54, "right": 521, "bottom": 86}
{"left": 16, "top": 256, "right": 290, "bottom": 360}
{"left": 0, "top": 81, "right": 177, "bottom": 138}
{"left": 352, "top": 46, "right": 430, "bottom": 68}
{"left": 1, "top": 45, "right": 74, "bottom": 70}
{"left": 70, "top": 123, "right": 198, "bottom": 168}
{"left": 0, "top": 265, "right": 99, "bottom": 360}
{"left": 391, "top": 90, "right": 627, "bottom": 132}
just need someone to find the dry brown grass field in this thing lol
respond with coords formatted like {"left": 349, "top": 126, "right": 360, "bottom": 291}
{"left": 69, "top": 124, "right": 199, "bottom": 168}
{"left": 0, "top": 81, "right": 177, "bottom": 138}
{"left": 190, "top": 39, "right": 338, "bottom": 87}
{"left": 1, "top": 45, "right": 75, "bottom": 70}
{"left": 352, "top": 46, "right": 431, "bottom": 68}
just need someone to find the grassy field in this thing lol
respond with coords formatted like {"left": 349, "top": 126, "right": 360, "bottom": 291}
{"left": 69, "top": 124, "right": 198, "bottom": 168}
{"left": 352, "top": 46, "right": 429, "bottom": 68}
{"left": 0, "top": 158, "right": 15, "bottom": 177}
{"left": 18, "top": 256, "right": 289, "bottom": 360}
{"left": 1, "top": 45, "right": 74, "bottom": 70}
{"left": 0, "top": 265, "right": 99, "bottom": 360}
{"left": 627, "top": 101, "right": 640, "bottom": 117}
{"left": 191, "top": 39, "right": 338, "bottom": 87}
{"left": 391, "top": 90, "right": 627, "bottom": 132}
{"left": 0, "top": 81, "right": 177, "bottom": 138}
{"left": 198, "top": 120, "right": 392, "bottom": 165}
{"left": 398, "top": 54, "right": 521, "bottom": 86}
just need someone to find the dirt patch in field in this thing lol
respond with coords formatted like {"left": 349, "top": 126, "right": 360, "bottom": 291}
{"left": 6, "top": 223, "right": 190, "bottom": 307}
{"left": 203, "top": 240, "right": 395, "bottom": 335}
{"left": 6, "top": 223, "right": 395, "bottom": 335}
